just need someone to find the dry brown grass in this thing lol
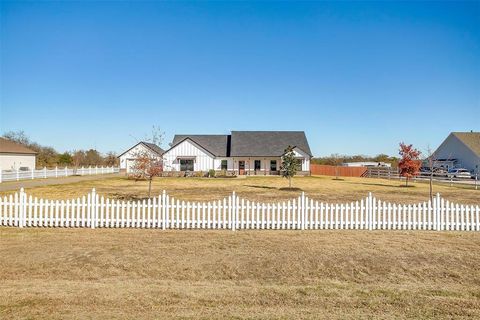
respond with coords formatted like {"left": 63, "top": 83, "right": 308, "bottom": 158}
{"left": 0, "top": 228, "right": 479, "bottom": 319}
{"left": 1, "top": 175, "right": 479, "bottom": 204}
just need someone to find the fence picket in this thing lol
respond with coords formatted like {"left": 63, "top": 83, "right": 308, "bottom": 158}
{"left": 1, "top": 189, "right": 478, "bottom": 232}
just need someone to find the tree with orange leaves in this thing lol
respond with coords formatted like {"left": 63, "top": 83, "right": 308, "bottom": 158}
{"left": 131, "top": 150, "right": 163, "bottom": 197}
{"left": 398, "top": 142, "right": 422, "bottom": 187}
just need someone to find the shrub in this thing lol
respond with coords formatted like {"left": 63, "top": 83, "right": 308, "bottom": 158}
{"left": 208, "top": 169, "right": 216, "bottom": 178}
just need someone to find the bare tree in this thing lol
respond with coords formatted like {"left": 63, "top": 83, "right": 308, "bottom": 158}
{"left": 130, "top": 150, "right": 163, "bottom": 198}
{"left": 104, "top": 151, "right": 118, "bottom": 166}
{"left": 143, "top": 125, "right": 165, "bottom": 147}
{"left": 72, "top": 150, "right": 85, "bottom": 174}
{"left": 2, "top": 130, "right": 30, "bottom": 145}
{"left": 331, "top": 153, "right": 343, "bottom": 180}
{"left": 424, "top": 146, "right": 437, "bottom": 202}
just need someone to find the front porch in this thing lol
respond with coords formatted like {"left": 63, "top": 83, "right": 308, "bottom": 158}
{"left": 229, "top": 157, "right": 310, "bottom": 176}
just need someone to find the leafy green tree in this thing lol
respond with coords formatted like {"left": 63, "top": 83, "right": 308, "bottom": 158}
{"left": 58, "top": 152, "right": 73, "bottom": 165}
{"left": 280, "top": 145, "right": 298, "bottom": 188}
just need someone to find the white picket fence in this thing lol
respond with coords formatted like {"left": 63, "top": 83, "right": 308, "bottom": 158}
{"left": 0, "top": 166, "right": 120, "bottom": 183}
{"left": 1, "top": 189, "right": 479, "bottom": 231}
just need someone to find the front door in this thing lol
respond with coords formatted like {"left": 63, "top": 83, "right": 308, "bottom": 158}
{"left": 239, "top": 161, "right": 245, "bottom": 175}
{"left": 254, "top": 160, "right": 261, "bottom": 174}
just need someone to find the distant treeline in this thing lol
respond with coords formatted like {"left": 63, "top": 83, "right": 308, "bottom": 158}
{"left": 3, "top": 131, "right": 119, "bottom": 168}
{"left": 311, "top": 154, "right": 399, "bottom": 167}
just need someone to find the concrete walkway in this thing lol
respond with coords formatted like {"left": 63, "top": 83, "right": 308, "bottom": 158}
{"left": 0, "top": 173, "right": 123, "bottom": 192}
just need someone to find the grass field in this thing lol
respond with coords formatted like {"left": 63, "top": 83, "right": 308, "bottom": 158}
{"left": 1, "top": 176, "right": 479, "bottom": 319}
{"left": 0, "top": 229, "right": 479, "bottom": 319}
{"left": 1, "top": 175, "right": 478, "bottom": 204}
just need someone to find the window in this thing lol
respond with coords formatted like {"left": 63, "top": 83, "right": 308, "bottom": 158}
{"left": 254, "top": 160, "right": 261, "bottom": 171}
{"left": 270, "top": 160, "right": 277, "bottom": 171}
{"left": 221, "top": 160, "right": 228, "bottom": 170}
{"left": 295, "top": 159, "right": 303, "bottom": 171}
{"left": 180, "top": 159, "right": 194, "bottom": 171}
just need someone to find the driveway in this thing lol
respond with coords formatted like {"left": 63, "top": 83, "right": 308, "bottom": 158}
{"left": 0, "top": 173, "right": 123, "bottom": 192}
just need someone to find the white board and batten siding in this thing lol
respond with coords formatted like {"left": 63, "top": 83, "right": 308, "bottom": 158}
{"left": 163, "top": 139, "right": 215, "bottom": 172}
{"left": 119, "top": 143, "right": 162, "bottom": 173}
{"left": 293, "top": 148, "right": 310, "bottom": 171}
{"left": 213, "top": 158, "right": 234, "bottom": 170}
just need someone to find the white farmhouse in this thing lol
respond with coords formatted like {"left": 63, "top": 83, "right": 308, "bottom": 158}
{"left": 162, "top": 131, "right": 312, "bottom": 175}
{"left": 0, "top": 137, "right": 37, "bottom": 170}
{"left": 118, "top": 141, "right": 164, "bottom": 173}
{"left": 433, "top": 131, "right": 480, "bottom": 174}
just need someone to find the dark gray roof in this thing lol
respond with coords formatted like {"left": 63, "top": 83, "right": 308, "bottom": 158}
{"left": 230, "top": 131, "right": 312, "bottom": 157}
{"left": 142, "top": 142, "right": 165, "bottom": 155}
{"left": 171, "top": 135, "right": 230, "bottom": 157}
{"left": 118, "top": 141, "right": 164, "bottom": 158}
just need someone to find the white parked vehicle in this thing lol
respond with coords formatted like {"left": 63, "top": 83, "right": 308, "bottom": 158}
{"left": 447, "top": 168, "right": 472, "bottom": 179}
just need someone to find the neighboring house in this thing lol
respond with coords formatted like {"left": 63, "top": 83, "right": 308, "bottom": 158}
{"left": 432, "top": 131, "right": 480, "bottom": 174}
{"left": 162, "top": 131, "right": 312, "bottom": 175}
{"left": 118, "top": 141, "right": 165, "bottom": 173}
{"left": 0, "top": 137, "right": 37, "bottom": 170}
{"left": 343, "top": 161, "right": 392, "bottom": 168}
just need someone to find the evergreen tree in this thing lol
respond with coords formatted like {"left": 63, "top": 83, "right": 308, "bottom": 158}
{"left": 280, "top": 145, "right": 298, "bottom": 188}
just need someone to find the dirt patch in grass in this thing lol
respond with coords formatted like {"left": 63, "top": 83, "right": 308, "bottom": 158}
{"left": 0, "top": 228, "right": 479, "bottom": 319}
{"left": 278, "top": 187, "right": 303, "bottom": 191}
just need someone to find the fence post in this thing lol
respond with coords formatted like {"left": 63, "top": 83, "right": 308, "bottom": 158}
{"left": 436, "top": 193, "right": 441, "bottom": 231}
{"left": 0, "top": 167, "right": 2, "bottom": 183}
{"left": 19, "top": 188, "right": 26, "bottom": 228}
{"left": 162, "top": 190, "right": 166, "bottom": 230}
{"left": 55, "top": 166, "right": 58, "bottom": 178}
{"left": 232, "top": 192, "right": 236, "bottom": 231}
{"left": 95, "top": 166, "right": 98, "bottom": 175}
{"left": 91, "top": 188, "right": 97, "bottom": 229}
{"left": 16, "top": 168, "right": 19, "bottom": 181}
{"left": 301, "top": 192, "right": 306, "bottom": 230}
{"left": 31, "top": 168, "right": 34, "bottom": 180}
{"left": 44, "top": 167, "right": 47, "bottom": 178}
{"left": 368, "top": 193, "right": 373, "bottom": 230}
{"left": 65, "top": 166, "right": 68, "bottom": 177}
{"left": 89, "top": 166, "right": 92, "bottom": 175}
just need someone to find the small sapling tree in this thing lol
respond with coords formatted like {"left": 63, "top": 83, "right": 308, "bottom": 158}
{"left": 331, "top": 153, "right": 343, "bottom": 180}
{"left": 131, "top": 151, "right": 163, "bottom": 198}
{"left": 398, "top": 142, "right": 421, "bottom": 187}
{"left": 280, "top": 145, "right": 299, "bottom": 188}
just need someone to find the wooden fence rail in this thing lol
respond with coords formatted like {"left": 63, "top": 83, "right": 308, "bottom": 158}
{"left": 1, "top": 189, "right": 479, "bottom": 231}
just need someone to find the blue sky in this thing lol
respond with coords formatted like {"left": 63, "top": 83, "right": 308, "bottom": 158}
{"left": 1, "top": 1, "right": 479, "bottom": 157}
